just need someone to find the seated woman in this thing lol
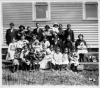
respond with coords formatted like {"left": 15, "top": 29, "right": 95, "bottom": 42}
{"left": 75, "top": 34, "right": 88, "bottom": 62}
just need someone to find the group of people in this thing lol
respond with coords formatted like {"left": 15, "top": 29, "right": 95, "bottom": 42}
{"left": 5, "top": 22, "right": 88, "bottom": 73}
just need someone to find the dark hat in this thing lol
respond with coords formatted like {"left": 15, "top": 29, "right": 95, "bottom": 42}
{"left": 53, "top": 23, "right": 58, "bottom": 27}
{"left": 9, "top": 22, "right": 14, "bottom": 26}
{"left": 19, "top": 25, "right": 25, "bottom": 29}
{"left": 45, "top": 25, "right": 50, "bottom": 29}
{"left": 78, "top": 34, "right": 84, "bottom": 38}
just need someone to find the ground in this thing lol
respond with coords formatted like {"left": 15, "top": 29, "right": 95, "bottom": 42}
{"left": 2, "top": 64, "right": 99, "bottom": 85}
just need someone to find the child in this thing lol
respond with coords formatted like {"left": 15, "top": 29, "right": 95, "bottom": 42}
{"left": 6, "top": 37, "right": 17, "bottom": 61}
{"left": 41, "top": 36, "right": 50, "bottom": 50}
{"left": 51, "top": 36, "right": 62, "bottom": 52}
{"left": 33, "top": 41, "right": 42, "bottom": 54}
{"left": 20, "top": 45, "right": 31, "bottom": 71}
{"left": 69, "top": 51, "right": 79, "bottom": 73}
{"left": 17, "top": 34, "right": 29, "bottom": 49}
{"left": 77, "top": 42, "right": 88, "bottom": 62}
{"left": 52, "top": 47, "right": 63, "bottom": 70}
{"left": 33, "top": 49, "right": 43, "bottom": 71}
{"left": 61, "top": 48, "right": 69, "bottom": 70}
{"left": 39, "top": 49, "right": 52, "bottom": 69}
{"left": 13, "top": 48, "right": 22, "bottom": 72}
{"left": 64, "top": 35, "right": 74, "bottom": 53}
{"left": 52, "top": 23, "right": 59, "bottom": 34}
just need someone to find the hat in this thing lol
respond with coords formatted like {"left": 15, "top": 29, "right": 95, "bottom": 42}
{"left": 9, "top": 22, "right": 14, "bottom": 26}
{"left": 53, "top": 23, "right": 58, "bottom": 27}
{"left": 67, "top": 24, "right": 71, "bottom": 27}
{"left": 45, "top": 25, "right": 50, "bottom": 29}
{"left": 78, "top": 34, "right": 84, "bottom": 38}
{"left": 19, "top": 25, "right": 25, "bottom": 29}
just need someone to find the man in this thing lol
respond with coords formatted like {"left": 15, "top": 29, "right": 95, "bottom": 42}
{"left": 5, "top": 22, "right": 18, "bottom": 45}
{"left": 32, "top": 23, "right": 43, "bottom": 41}
{"left": 64, "top": 24, "right": 74, "bottom": 43}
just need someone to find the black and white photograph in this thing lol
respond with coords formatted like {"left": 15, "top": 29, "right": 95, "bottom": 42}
{"left": 1, "top": 0, "right": 99, "bottom": 86}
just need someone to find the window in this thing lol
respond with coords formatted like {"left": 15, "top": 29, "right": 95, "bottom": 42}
{"left": 32, "top": 2, "right": 51, "bottom": 21}
{"left": 83, "top": 2, "right": 98, "bottom": 20}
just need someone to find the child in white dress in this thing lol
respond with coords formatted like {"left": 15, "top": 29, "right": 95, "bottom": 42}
{"left": 69, "top": 51, "right": 79, "bottom": 72}
{"left": 41, "top": 36, "right": 50, "bottom": 50}
{"left": 77, "top": 42, "right": 88, "bottom": 62}
{"left": 39, "top": 49, "right": 52, "bottom": 69}
{"left": 61, "top": 48, "right": 69, "bottom": 70}
{"left": 6, "top": 37, "right": 17, "bottom": 60}
{"left": 52, "top": 47, "right": 63, "bottom": 70}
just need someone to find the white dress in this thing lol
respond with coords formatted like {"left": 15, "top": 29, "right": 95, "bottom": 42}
{"left": 52, "top": 52, "right": 63, "bottom": 65}
{"left": 7, "top": 42, "right": 17, "bottom": 60}
{"left": 41, "top": 41, "right": 50, "bottom": 49}
{"left": 17, "top": 40, "right": 29, "bottom": 48}
{"left": 62, "top": 54, "right": 69, "bottom": 65}
{"left": 39, "top": 55, "right": 52, "bottom": 69}
{"left": 52, "top": 27, "right": 59, "bottom": 33}
{"left": 77, "top": 45, "right": 88, "bottom": 54}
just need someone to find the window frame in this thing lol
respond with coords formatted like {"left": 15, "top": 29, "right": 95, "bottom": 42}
{"left": 82, "top": 2, "right": 98, "bottom": 20}
{"left": 32, "top": 2, "right": 51, "bottom": 21}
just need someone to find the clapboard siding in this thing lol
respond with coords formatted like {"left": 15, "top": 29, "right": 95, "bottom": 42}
{"left": 2, "top": 2, "right": 98, "bottom": 27}
{"left": 2, "top": 2, "right": 98, "bottom": 48}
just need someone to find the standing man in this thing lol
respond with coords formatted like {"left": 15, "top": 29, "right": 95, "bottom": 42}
{"left": 64, "top": 24, "right": 74, "bottom": 43}
{"left": 32, "top": 23, "right": 44, "bottom": 41}
{"left": 5, "top": 22, "right": 18, "bottom": 45}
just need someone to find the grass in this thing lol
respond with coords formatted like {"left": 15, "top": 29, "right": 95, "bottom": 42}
{"left": 2, "top": 64, "right": 99, "bottom": 85}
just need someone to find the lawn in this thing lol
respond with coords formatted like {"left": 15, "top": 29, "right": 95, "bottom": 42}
{"left": 2, "top": 64, "right": 99, "bottom": 85}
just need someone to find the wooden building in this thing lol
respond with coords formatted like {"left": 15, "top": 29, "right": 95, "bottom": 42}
{"left": 2, "top": 2, "right": 98, "bottom": 49}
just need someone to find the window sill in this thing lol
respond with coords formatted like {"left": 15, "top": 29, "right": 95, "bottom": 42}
{"left": 33, "top": 19, "right": 51, "bottom": 22}
{"left": 83, "top": 18, "right": 98, "bottom": 21}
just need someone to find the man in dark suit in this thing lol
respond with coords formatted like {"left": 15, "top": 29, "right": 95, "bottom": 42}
{"left": 32, "top": 23, "right": 44, "bottom": 41}
{"left": 5, "top": 22, "right": 18, "bottom": 45}
{"left": 64, "top": 24, "right": 74, "bottom": 43}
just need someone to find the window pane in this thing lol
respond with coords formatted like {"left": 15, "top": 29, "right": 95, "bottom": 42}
{"left": 86, "top": 4, "right": 97, "bottom": 18}
{"left": 36, "top": 5, "right": 47, "bottom": 19}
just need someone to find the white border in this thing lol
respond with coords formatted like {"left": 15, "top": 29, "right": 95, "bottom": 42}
{"left": 0, "top": 0, "right": 99, "bottom": 88}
